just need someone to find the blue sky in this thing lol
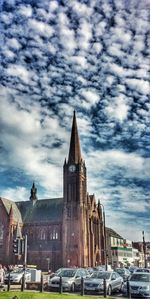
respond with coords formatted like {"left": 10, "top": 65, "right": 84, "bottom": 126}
{"left": 0, "top": 0, "right": 150, "bottom": 241}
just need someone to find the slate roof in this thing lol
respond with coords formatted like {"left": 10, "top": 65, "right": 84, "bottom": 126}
{"left": 106, "top": 227, "right": 123, "bottom": 239}
{"left": 0, "top": 197, "right": 23, "bottom": 223}
{"left": 16, "top": 197, "right": 63, "bottom": 224}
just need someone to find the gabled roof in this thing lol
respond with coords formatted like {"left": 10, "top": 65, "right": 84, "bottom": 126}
{"left": 0, "top": 197, "right": 22, "bottom": 223}
{"left": 106, "top": 227, "right": 123, "bottom": 239}
{"left": 16, "top": 197, "right": 63, "bottom": 224}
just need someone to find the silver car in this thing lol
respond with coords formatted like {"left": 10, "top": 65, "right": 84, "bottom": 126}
{"left": 122, "top": 272, "right": 150, "bottom": 298}
{"left": 4, "top": 268, "right": 31, "bottom": 284}
{"left": 115, "top": 268, "right": 131, "bottom": 281}
{"left": 84, "top": 271, "right": 124, "bottom": 295}
{"left": 48, "top": 267, "right": 89, "bottom": 292}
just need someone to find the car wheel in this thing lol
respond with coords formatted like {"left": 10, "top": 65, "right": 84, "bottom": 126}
{"left": 71, "top": 283, "right": 75, "bottom": 292}
{"left": 107, "top": 285, "right": 112, "bottom": 296}
{"left": 119, "top": 282, "right": 124, "bottom": 292}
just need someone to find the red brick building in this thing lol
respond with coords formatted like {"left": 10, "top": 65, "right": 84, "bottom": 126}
{"left": 0, "top": 112, "right": 104, "bottom": 270}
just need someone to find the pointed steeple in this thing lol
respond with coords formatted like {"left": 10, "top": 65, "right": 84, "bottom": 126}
{"left": 30, "top": 182, "right": 38, "bottom": 202}
{"left": 97, "top": 199, "right": 102, "bottom": 218}
{"left": 68, "top": 111, "right": 82, "bottom": 164}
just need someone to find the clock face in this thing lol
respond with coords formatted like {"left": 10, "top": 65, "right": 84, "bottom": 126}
{"left": 69, "top": 165, "right": 76, "bottom": 172}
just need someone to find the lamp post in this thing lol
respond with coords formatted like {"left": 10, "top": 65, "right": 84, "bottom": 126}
{"left": 46, "top": 258, "right": 50, "bottom": 273}
{"left": 100, "top": 203, "right": 107, "bottom": 271}
{"left": 142, "top": 231, "right": 147, "bottom": 268}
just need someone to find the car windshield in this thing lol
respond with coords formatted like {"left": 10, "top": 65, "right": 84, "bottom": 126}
{"left": 11, "top": 269, "right": 23, "bottom": 274}
{"left": 58, "top": 270, "right": 76, "bottom": 277}
{"left": 136, "top": 269, "right": 149, "bottom": 273}
{"left": 130, "top": 274, "right": 150, "bottom": 282}
{"left": 91, "top": 272, "right": 111, "bottom": 279}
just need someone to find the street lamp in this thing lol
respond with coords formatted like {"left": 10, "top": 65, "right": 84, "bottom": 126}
{"left": 100, "top": 203, "right": 107, "bottom": 271}
{"left": 46, "top": 258, "right": 50, "bottom": 273}
{"left": 142, "top": 231, "right": 147, "bottom": 268}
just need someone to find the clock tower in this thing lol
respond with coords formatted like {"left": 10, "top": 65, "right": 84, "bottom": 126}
{"left": 62, "top": 111, "right": 88, "bottom": 267}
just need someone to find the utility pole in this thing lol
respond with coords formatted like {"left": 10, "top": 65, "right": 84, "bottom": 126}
{"left": 21, "top": 234, "right": 28, "bottom": 291}
{"left": 24, "top": 234, "right": 28, "bottom": 268}
{"left": 100, "top": 203, "right": 107, "bottom": 271}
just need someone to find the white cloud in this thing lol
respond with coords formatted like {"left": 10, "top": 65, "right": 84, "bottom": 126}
{"left": 77, "top": 20, "right": 92, "bottom": 50}
{"left": 2, "top": 187, "right": 29, "bottom": 202}
{"left": 6, "top": 38, "right": 21, "bottom": 50}
{"left": 108, "top": 44, "right": 123, "bottom": 58}
{"left": 112, "top": 27, "right": 131, "bottom": 44}
{"left": 92, "top": 42, "right": 103, "bottom": 54}
{"left": 59, "top": 26, "right": 76, "bottom": 54}
{"left": 18, "top": 4, "right": 32, "bottom": 17}
{"left": 86, "top": 149, "right": 148, "bottom": 179}
{"left": 1, "top": 12, "right": 13, "bottom": 25}
{"left": 70, "top": 56, "right": 87, "bottom": 68}
{"left": 49, "top": 1, "right": 58, "bottom": 12}
{"left": 106, "top": 96, "right": 129, "bottom": 122}
{"left": 28, "top": 19, "right": 54, "bottom": 38}
{"left": 126, "top": 78, "right": 150, "bottom": 95}
{"left": 6, "top": 64, "right": 32, "bottom": 84}
{"left": 110, "top": 63, "right": 126, "bottom": 77}
{"left": 81, "top": 89, "right": 100, "bottom": 107}
{"left": 3, "top": 49, "right": 15, "bottom": 59}
{"left": 72, "top": 1, "right": 92, "bottom": 17}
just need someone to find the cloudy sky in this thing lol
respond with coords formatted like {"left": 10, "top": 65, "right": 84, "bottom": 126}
{"left": 0, "top": 0, "right": 150, "bottom": 242}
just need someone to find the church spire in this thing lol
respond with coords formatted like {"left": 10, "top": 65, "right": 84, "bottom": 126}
{"left": 68, "top": 111, "right": 82, "bottom": 164}
{"left": 30, "top": 182, "right": 38, "bottom": 203}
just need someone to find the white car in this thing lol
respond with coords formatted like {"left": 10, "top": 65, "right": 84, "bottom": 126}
{"left": 4, "top": 268, "right": 31, "bottom": 284}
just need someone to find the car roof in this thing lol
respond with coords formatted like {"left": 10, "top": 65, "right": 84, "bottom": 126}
{"left": 58, "top": 268, "right": 85, "bottom": 272}
{"left": 92, "top": 271, "right": 113, "bottom": 274}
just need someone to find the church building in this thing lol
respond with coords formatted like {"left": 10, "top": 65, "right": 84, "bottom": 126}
{"left": 0, "top": 112, "right": 104, "bottom": 270}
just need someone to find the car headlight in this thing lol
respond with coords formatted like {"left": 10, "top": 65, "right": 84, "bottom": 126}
{"left": 140, "top": 286, "right": 150, "bottom": 291}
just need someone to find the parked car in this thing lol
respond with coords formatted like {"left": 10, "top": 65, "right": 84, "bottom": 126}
{"left": 134, "top": 268, "right": 150, "bottom": 273}
{"left": 4, "top": 268, "right": 31, "bottom": 284}
{"left": 129, "top": 266, "right": 138, "bottom": 274}
{"left": 84, "top": 271, "right": 124, "bottom": 295}
{"left": 122, "top": 272, "right": 150, "bottom": 298}
{"left": 86, "top": 267, "right": 95, "bottom": 275}
{"left": 48, "top": 268, "right": 63, "bottom": 278}
{"left": 48, "top": 267, "right": 90, "bottom": 292}
{"left": 115, "top": 268, "right": 130, "bottom": 281}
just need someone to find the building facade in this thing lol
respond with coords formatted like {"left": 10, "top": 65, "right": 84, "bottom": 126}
{"left": 0, "top": 112, "right": 104, "bottom": 270}
{"left": 106, "top": 228, "right": 134, "bottom": 268}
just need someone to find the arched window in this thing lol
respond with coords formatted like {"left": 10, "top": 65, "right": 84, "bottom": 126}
{"left": 49, "top": 227, "right": 59, "bottom": 240}
{"left": 40, "top": 229, "right": 46, "bottom": 240}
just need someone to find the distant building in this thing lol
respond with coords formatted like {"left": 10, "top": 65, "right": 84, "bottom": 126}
{"left": 0, "top": 112, "right": 104, "bottom": 270}
{"left": 106, "top": 228, "right": 135, "bottom": 268}
{"left": 133, "top": 241, "right": 150, "bottom": 267}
